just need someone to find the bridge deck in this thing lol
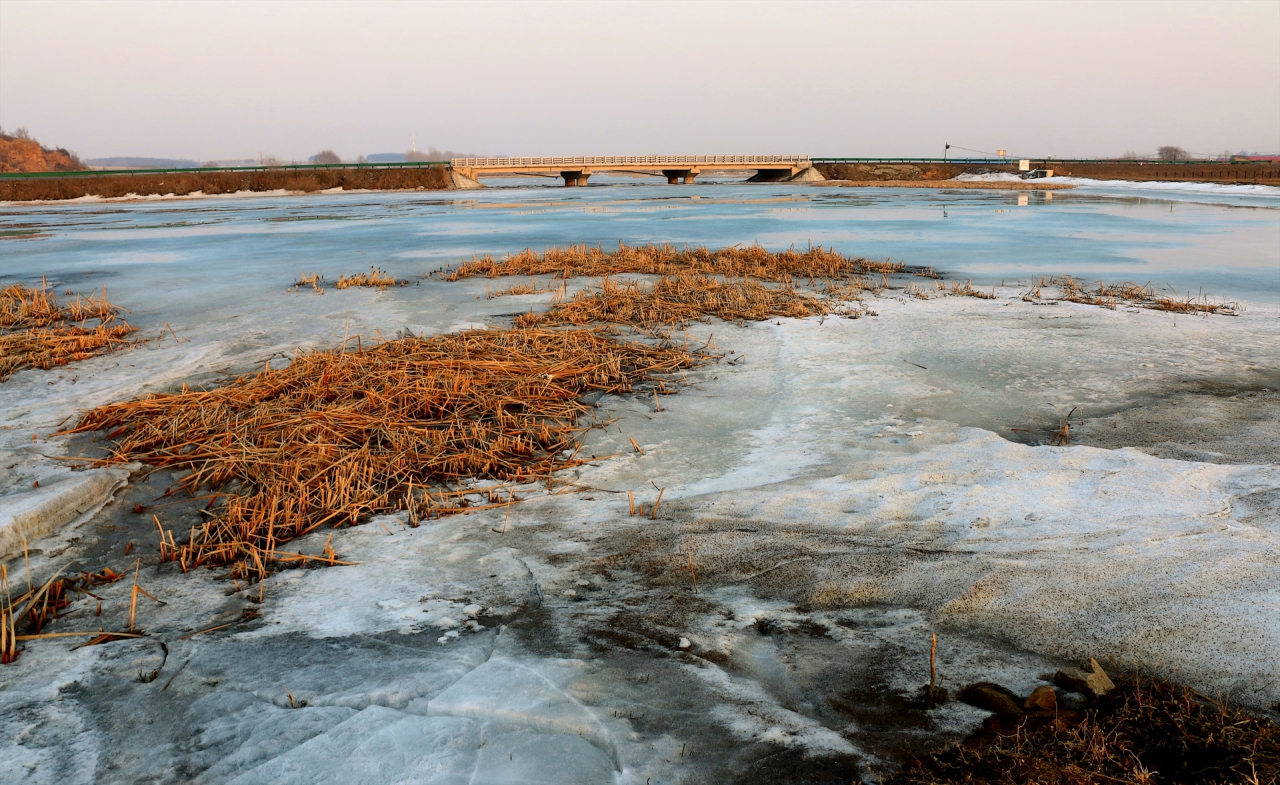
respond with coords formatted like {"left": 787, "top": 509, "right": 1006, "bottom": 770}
{"left": 451, "top": 156, "right": 812, "bottom": 185}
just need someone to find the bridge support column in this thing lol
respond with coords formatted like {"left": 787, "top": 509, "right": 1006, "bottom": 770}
{"left": 561, "top": 171, "right": 583, "bottom": 186}
{"left": 662, "top": 169, "right": 691, "bottom": 184}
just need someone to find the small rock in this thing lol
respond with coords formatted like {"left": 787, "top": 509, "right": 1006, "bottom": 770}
{"left": 678, "top": 637, "right": 691, "bottom": 650}
{"left": 1054, "top": 658, "right": 1115, "bottom": 699}
{"left": 576, "top": 579, "right": 590, "bottom": 587}
{"left": 1024, "top": 685, "right": 1057, "bottom": 711}
{"left": 463, "top": 604, "right": 483, "bottom": 617}
{"left": 562, "top": 589, "right": 578, "bottom": 599}
{"left": 971, "top": 517, "right": 991, "bottom": 529}
{"left": 959, "top": 682, "right": 1024, "bottom": 717}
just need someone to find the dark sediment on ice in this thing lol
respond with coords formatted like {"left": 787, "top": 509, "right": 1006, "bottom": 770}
{"left": 1073, "top": 383, "right": 1280, "bottom": 465}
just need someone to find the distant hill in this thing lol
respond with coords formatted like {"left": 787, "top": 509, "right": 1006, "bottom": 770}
{"left": 0, "top": 132, "right": 86, "bottom": 173}
{"left": 87, "top": 156, "right": 200, "bottom": 169}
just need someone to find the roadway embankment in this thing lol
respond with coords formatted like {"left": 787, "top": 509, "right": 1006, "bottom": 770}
{"left": 814, "top": 161, "right": 1280, "bottom": 185}
{"left": 0, "top": 165, "right": 456, "bottom": 202}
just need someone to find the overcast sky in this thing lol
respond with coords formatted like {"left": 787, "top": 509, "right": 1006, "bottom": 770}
{"left": 2, "top": 0, "right": 1278, "bottom": 161}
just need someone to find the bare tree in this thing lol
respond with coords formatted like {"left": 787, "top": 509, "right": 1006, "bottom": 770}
{"left": 310, "top": 150, "right": 341, "bottom": 165}
{"left": 1157, "top": 146, "right": 1188, "bottom": 161}
{"left": 406, "top": 146, "right": 478, "bottom": 162}
{"left": 14, "top": 127, "right": 32, "bottom": 140}
{"left": 1121, "top": 150, "right": 1139, "bottom": 160}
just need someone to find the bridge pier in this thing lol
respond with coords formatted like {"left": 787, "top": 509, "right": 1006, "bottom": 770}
{"left": 662, "top": 169, "right": 698, "bottom": 184}
{"left": 560, "top": 170, "right": 592, "bottom": 186}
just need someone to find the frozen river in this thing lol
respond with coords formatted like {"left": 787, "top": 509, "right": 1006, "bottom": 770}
{"left": 1, "top": 179, "right": 1278, "bottom": 784}
{"left": 3, "top": 178, "right": 1278, "bottom": 322}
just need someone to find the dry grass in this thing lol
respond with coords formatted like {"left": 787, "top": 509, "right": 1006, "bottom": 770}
{"left": 514, "top": 274, "right": 830, "bottom": 331}
{"left": 69, "top": 328, "right": 705, "bottom": 583}
{"left": 443, "top": 242, "right": 908, "bottom": 284}
{"left": 0, "top": 279, "right": 138, "bottom": 382}
{"left": 949, "top": 280, "right": 998, "bottom": 300}
{"left": 1149, "top": 292, "right": 1243, "bottom": 316}
{"left": 486, "top": 279, "right": 561, "bottom": 299}
{"left": 2, "top": 565, "right": 127, "bottom": 664}
{"left": 1027, "top": 277, "right": 1242, "bottom": 316}
{"left": 887, "top": 676, "right": 1278, "bottom": 784}
{"left": 291, "top": 272, "right": 326, "bottom": 293}
{"left": 333, "top": 267, "right": 403, "bottom": 289}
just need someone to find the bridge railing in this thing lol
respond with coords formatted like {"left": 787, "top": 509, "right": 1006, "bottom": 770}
{"left": 451, "top": 156, "right": 810, "bottom": 168}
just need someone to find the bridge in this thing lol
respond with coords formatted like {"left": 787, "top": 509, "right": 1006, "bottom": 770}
{"left": 450, "top": 155, "right": 812, "bottom": 186}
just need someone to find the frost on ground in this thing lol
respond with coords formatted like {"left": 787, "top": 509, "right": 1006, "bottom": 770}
{"left": 1, "top": 278, "right": 1277, "bottom": 784}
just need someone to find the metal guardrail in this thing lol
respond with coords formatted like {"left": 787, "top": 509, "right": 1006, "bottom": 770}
{"left": 0, "top": 160, "right": 450, "bottom": 180}
{"left": 451, "top": 156, "right": 810, "bottom": 168}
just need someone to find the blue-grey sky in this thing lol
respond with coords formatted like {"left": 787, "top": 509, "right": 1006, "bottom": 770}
{"left": 2, "top": 0, "right": 1278, "bottom": 161}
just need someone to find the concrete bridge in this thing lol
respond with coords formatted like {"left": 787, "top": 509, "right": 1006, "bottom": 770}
{"left": 450, "top": 155, "right": 812, "bottom": 186}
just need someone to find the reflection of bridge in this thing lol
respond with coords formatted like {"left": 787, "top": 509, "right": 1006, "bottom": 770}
{"left": 451, "top": 155, "right": 812, "bottom": 186}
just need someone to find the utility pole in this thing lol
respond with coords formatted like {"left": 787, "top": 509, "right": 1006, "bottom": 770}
{"left": 944, "top": 143, "right": 949, "bottom": 161}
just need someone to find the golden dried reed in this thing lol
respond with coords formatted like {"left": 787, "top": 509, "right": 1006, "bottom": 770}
{"left": 514, "top": 274, "right": 830, "bottom": 331}
{"left": 334, "top": 267, "right": 403, "bottom": 289}
{"left": 70, "top": 328, "right": 705, "bottom": 583}
{"left": 444, "top": 243, "right": 907, "bottom": 284}
{"left": 0, "top": 279, "right": 138, "bottom": 382}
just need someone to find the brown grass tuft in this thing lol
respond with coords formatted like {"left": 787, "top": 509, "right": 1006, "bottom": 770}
{"left": 1028, "top": 277, "right": 1242, "bottom": 316}
{"left": 0, "top": 279, "right": 138, "bottom": 382}
{"left": 69, "top": 328, "right": 706, "bottom": 583}
{"left": 514, "top": 274, "right": 830, "bottom": 331}
{"left": 333, "top": 267, "right": 403, "bottom": 289}
{"left": 444, "top": 243, "right": 908, "bottom": 284}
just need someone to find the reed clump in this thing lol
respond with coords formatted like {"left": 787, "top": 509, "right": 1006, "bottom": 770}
{"left": 0, "top": 279, "right": 138, "bottom": 382}
{"left": 444, "top": 243, "right": 908, "bottom": 284}
{"left": 949, "top": 280, "right": 997, "bottom": 300}
{"left": 333, "top": 267, "right": 403, "bottom": 289}
{"left": 1031, "top": 277, "right": 1242, "bottom": 316}
{"left": 887, "top": 676, "right": 1278, "bottom": 784}
{"left": 292, "top": 272, "right": 326, "bottom": 292}
{"left": 70, "top": 328, "right": 705, "bottom": 584}
{"left": 514, "top": 274, "right": 830, "bottom": 331}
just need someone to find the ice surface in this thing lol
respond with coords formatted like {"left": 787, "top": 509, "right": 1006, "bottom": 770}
{"left": 0, "top": 184, "right": 1277, "bottom": 782}
{"left": 226, "top": 708, "right": 479, "bottom": 784}
{"left": 954, "top": 171, "right": 1280, "bottom": 197}
{"left": 0, "top": 449, "right": 134, "bottom": 558}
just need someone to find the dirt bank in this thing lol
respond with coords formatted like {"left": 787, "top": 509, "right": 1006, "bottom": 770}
{"left": 815, "top": 161, "right": 1280, "bottom": 185}
{"left": 0, "top": 134, "right": 84, "bottom": 174}
{"left": 0, "top": 165, "right": 455, "bottom": 201}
